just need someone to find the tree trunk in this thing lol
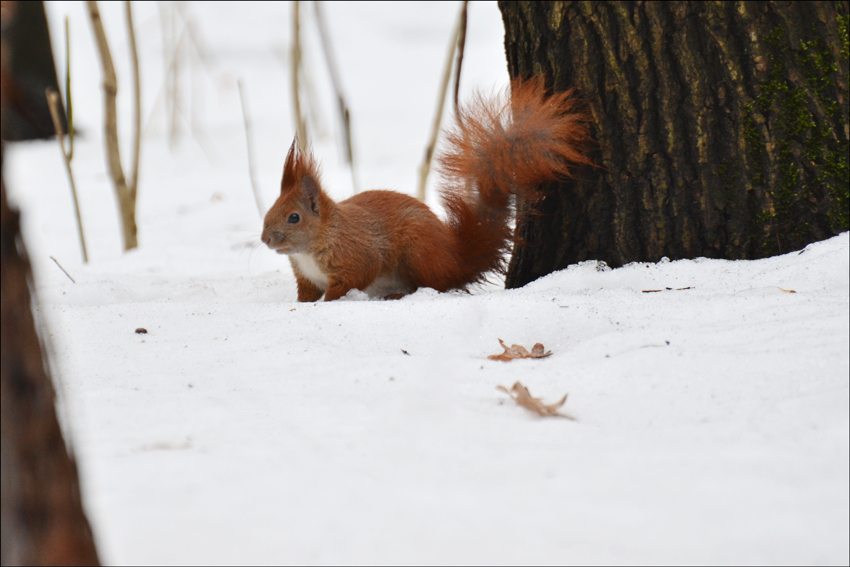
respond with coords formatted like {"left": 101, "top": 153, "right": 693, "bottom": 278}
{"left": 1, "top": 171, "right": 100, "bottom": 566}
{"left": 1, "top": 3, "right": 100, "bottom": 564}
{"left": 500, "top": 1, "right": 849, "bottom": 288}
{"left": 0, "top": 1, "right": 67, "bottom": 141}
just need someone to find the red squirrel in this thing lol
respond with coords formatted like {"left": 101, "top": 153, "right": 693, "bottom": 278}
{"left": 261, "top": 77, "right": 591, "bottom": 302}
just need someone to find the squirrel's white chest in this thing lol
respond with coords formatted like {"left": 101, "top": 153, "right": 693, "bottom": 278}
{"left": 290, "top": 252, "right": 410, "bottom": 298}
{"left": 290, "top": 253, "right": 329, "bottom": 289}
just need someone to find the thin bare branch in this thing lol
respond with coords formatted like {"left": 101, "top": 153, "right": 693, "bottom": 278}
{"left": 64, "top": 16, "right": 74, "bottom": 160}
{"left": 314, "top": 1, "right": 358, "bottom": 193}
{"left": 86, "top": 0, "right": 137, "bottom": 250}
{"left": 417, "top": 3, "right": 465, "bottom": 202}
{"left": 143, "top": 12, "right": 217, "bottom": 160}
{"left": 169, "top": 2, "right": 179, "bottom": 147}
{"left": 158, "top": 1, "right": 171, "bottom": 137}
{"left": 174, "top": 3, "right": 211, "bottom": 138}
{"left": 50, "top": 256, "right": 77, "bottom": 284}
{"left": 291, "top": 1, "right": 307, "bottom": 151}
{"left": 237, "top": 79, "right": 265, "bottom": 218}
{"left": 453, "top": 1, "right": 468, "bottom": 113}
{"left": 125, "top": 1, "right": 141, "bottom": 201}
{"left": 46, "top": 88, "right": 88, "bottom": 264}
{"left": 142, "top": 24, "right": 185, "bottom": 136}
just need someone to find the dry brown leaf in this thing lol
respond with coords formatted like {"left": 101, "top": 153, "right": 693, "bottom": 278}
{"left": 496, "top": 381, "right": 575, "bottom": 420}
{"left": 488, "top": 339, "right": 552, "bottom": 361}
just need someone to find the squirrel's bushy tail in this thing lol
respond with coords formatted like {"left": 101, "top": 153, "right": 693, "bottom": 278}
{"left": 437, "top": 77, "right": 592, "bottom": 287}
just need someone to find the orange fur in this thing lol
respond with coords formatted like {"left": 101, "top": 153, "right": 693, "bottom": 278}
{"left": 261, "top": 78, "right": 591, "bottom": 301}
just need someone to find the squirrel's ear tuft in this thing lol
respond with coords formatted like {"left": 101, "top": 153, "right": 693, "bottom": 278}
{"left": 300, "top": 175, "right": 321, "bottom": 215}
{"left": 281, "top": 137, "right": 298, "bottom": 192}
{"left": 282, "top": 136, "right": 322, "bottom": 201}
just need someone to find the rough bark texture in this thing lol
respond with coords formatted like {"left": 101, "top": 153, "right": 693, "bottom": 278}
{"left": 500, "top": 1, "right": 849, "bottom": 288}
{"left": 1, "top": 169, "right": 100, "bottom": 566}
{"left": 1, "top": 3, "right": 100, "bottom": 564}
{"left": 0, "top": 1, "right": 66, "bottom": 141}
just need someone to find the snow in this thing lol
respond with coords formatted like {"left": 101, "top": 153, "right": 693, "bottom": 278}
{"left": 4, "top": 1, "right": 848, "bottom": 565}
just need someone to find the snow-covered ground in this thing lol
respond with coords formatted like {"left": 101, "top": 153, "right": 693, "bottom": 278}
{"left": 4, "top": 2, "right": 849, "bottom": 565}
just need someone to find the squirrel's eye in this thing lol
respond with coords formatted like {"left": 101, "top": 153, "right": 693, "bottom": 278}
{"left": 288, "top": 213, "right": 300, "bottom": 224}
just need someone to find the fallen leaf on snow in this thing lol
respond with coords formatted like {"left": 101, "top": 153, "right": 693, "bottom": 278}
{"left": 488, "top": 339, "right": 552, "bottom": 361}
{"left": 496, "top": 382, "right": 575, "bottom": 420}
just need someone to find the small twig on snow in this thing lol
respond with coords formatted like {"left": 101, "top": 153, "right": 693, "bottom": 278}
{"left": 50, "top": 256, "right": 77, "bottom": 284}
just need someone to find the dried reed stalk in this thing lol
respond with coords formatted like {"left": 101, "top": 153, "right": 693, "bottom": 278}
{"left": 125, "top": 1, "right": 141, "bottom": 198}
{"left": 453, "top": 1, "right": 468, "bottom": 113}
{"left": 237, "top": 80, "right": 265, "bottom": 217}
{"left": 64, "top": 16, "right": 74, "bottom": 160}
{"left": 314, "top": 1, "right": 358, "bottom": 193}
{"left": 291, "top": 1, "right": 308, "bottom": 151}
{"left": 417, "top": 3, "right": 465, "bottom": 202}
{"left": 46, "top": 88, "right": 88, "bottom": 263}
{"left": 86, "top": 0, "right": 138, "bottom": 250}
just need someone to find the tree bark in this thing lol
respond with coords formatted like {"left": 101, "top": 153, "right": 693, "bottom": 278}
{"left": 500, "top": 1, "right": 849, "bottom": 288}
{"left": 1, "top": 169, "right": 100, "bottom": 566}
{"left": 1, "top": 4, "right": 100, "bottom": 563}
{"left": 0, "top": 1, "right": 67, "bottom": 141}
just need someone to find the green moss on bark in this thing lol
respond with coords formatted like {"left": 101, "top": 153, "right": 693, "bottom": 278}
{"left": 751, "top": 26, "right": 849, "bottom": 253}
